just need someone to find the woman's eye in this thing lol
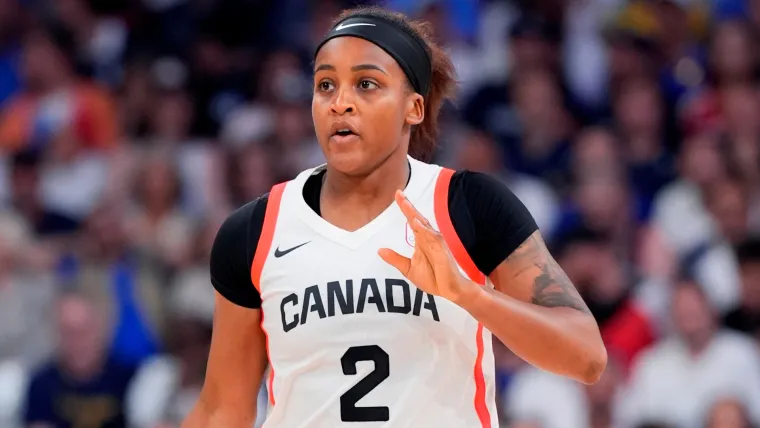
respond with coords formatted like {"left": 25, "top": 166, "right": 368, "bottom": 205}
{"left": 319, "top": 81, "right": 334, "bottom": 91}
{"left": 359, "top": 80, "right": 377, "bottom": 90}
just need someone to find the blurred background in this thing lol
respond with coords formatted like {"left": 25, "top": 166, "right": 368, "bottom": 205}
{"left": 0, "top": 0, "right": 759, "bottom": 427}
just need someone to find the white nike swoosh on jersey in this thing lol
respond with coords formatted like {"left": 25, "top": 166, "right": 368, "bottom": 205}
{"left": 334, "top": 22, "right": 376, "bottom": 31}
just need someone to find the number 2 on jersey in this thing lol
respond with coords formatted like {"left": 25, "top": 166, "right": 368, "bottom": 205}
{"left": 340, "top": 345, "right": 390, "bottom": 422}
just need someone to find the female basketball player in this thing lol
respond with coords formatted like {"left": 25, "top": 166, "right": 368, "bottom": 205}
{"left": 183, "top": 6, "right": 606, "bottom": 428}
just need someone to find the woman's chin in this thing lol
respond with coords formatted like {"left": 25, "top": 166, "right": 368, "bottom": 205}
{"left": 325, "top": 150, "right": 372, "bottom": 176}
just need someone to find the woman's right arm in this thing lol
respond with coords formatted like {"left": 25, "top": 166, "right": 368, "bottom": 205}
{"left": 183, "top": 197, "right": 271, "bottom": 427}
{"left": 182, "top": 292, "right": 268, "bottom": 427}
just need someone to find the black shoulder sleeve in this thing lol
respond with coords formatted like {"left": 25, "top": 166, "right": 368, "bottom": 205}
{"left": 448, "top": 171, "right": 538, "bottom": 276}
{"left": 209, "top": 196, "right": 268, "bottom": 309}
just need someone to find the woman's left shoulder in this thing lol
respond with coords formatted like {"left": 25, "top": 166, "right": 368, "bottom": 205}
{"left": 443, "top": 169, "right": 538, "bottom": 275}
{"left": 447, "top": 169, "right": 518, "bottom": 203}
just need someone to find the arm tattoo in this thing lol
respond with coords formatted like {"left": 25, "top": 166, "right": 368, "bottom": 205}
{"left": 508, "top": 232, "right": 591, "bottom": 314}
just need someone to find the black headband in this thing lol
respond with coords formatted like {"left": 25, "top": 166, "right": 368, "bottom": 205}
{"left": 314, "top": 15, "right": 432, "bottom": 96}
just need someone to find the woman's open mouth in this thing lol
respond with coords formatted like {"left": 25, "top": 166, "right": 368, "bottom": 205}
{"left": 330, "top": 125, "right": 360, "bottom": 144}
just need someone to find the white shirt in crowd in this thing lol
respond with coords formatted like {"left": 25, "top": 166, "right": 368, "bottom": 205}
{"left": 620, "top": 331, "right": 760, "bottom": 428}
{"left": 505, "top": 367, "right": 589, "bottom": 428}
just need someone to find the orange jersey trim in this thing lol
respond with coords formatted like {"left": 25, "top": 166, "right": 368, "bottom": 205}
{"left": 433, "top": 168, "right": 492, "bottom": 428}
{"left": 251, "top": 183, "right": 286, "bottom": 291}
{"left": 250, "top": 182, "right": 287, "bottom": 407}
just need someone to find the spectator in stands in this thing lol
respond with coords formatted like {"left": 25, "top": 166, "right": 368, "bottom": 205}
{"left": 558, "top": 173, "right": 635, "bottom": 259}
{"left": 508, "top": 13, "right": 562, "bottom": 78}
{"left": 48, "top": 0, "right": 129, "bottom": 87}
{"left": 510, "top": 420, "right": 544, "bottom": 428}
{"left": 69, "top": 201, "right": 166, "bottom": 367}
{"left": 270, "top": 101, "right": 324, "bottom": 175}
{"left": 651, "top": 136, "right": 743, "bottom": 314}
{"left": 571, "top": 126, "right": 624, "bottom": 183}
{"left": 126, "top": 216, "right": 220, "bottom": 427}
{"left": 720, "top": 84, "right": 760, "bottom": 196}
{"left": 0, "top": 30, "right": 119, "bottom": 154}
{"left": 118, "top": 62, "right": 155, "bottom": 139}
{"left": 126, "top": 279, "right": 213, "bottom": 427}
{"left": 689, "top": 175, "right": 749, "bottom": 312}
{"left": 0, "top": 0, "right": 23, "bottom": 105}
{"left": 719, "top": 84, "right": 760, "bottom": 235}
{"left": 0, "top": 30, "right": 121, "bottom": 223}
{"left": 453, "top": 129, "right": 560, "bottom": 238}
{"left": 506, "top": 348, "right": 629, "bottom": 428}
{"left": 602, "top": 1, "right": 661, "bottom": 95}
{"left": 584, "top": 356, "right": 627, "bottom": 428}
{"left": 6, "top": 150, "right": 79, "bottom": 237}
{"left": 568, "top": 126, "right": 654, "bottom": 262}
{"left": 650, "top": 0, "right": 708, "bottom": 107}
{"left": 679, "top": 17, "right": 759, "bottom": 145}
{"left": 507, "top": 67, "right": 575, "bottom": 187}
{"left": 24, "top": 292, "right": 136, "bottom": 428}
{"left": 135, "top": 87, "right": 227, "bottom": 219}
{"left": 462, "top": 14, "right": 567, "bottom": 161}
{"left": 553, "top": 228, "right": 655, "bottom": 370}
{"left": 227, "top": 141, "right": 280, "bottom": 209}
{"left": 187, "top": 33, "right": 248, "bottom": 138}
{"left": 651, "top": 132, "right": 727, "bottom": 260}
{"left": 613, "top": 76, "right": 676, "bottom": 220}
{"left": 0, "top": 358, "right": 26, "bottom": 428}
{"left": 0, "top": 212, "right": 56, "bottom": 371}
{"left": 126, "top": 151, "right": 194, "bottom": 272}
{"left": 505, "top": 363, "right": 588, "bottom": 428}
{"left": 492, "top": 337, "right": 524, "bottom": 425}
{"left": 708, "top": 19, "right": 758, "bottom": 87}
{"left": 622, "top": 279, "right": 760, "bottom": 427}
{"left": 723, "top": 238, "right": 760, "bottom": 338}
{"left": 145, "top": 90, "right": 195, "bottom": 147}
{"left": 705, "top": 397, "right": 754, "bottom": 428}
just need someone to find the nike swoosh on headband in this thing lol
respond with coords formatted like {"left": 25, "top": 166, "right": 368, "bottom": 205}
{"left": 335, "top": 22, "right": 377, "bottom": 31}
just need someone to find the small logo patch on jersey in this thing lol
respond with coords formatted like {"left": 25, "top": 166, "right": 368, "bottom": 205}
{"left": 274, "top": 241, "right": 310, "bottom": 258}
{"left": 405, "top": 223, "right": 415, "bottom": 247}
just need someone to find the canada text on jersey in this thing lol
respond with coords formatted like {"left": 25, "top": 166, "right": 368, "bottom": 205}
{"left": 279, "top": 278, "right": 440, "bottom": 332}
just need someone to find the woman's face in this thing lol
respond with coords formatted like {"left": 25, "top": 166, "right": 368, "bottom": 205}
{"left": 311, "top": 36, "right": 423, "bottom": 176}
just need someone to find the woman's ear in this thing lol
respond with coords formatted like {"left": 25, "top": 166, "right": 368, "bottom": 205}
{"left": 405, "top": 93, "right": 424, "bottom": 126}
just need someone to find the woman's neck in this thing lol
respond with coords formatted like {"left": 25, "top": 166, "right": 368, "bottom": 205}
{"left": 320, "top": 150, "right": 410, "bottom": 231}
{"left": 324, "top": 149, "right": 409, "bottom": 197}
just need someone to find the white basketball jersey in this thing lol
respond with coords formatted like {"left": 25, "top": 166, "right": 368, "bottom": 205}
{"left": 253, "top": 156, "right": 499, "bottom": 428}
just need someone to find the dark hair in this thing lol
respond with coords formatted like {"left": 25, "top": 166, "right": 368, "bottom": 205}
{"left": 635, "top": 423, "right": 675, "bottom": 428}
{"left": 334, "top": 6, "right": 457, "bottom": 161}
{"left": 24, "top": 26, "right": 76, "bottom": 61}
{"left": 611, "top": 74, "right": 662, "bottom": 111}
{"left": 736, "top": 238, "right": 760, "bottom": 266}
{"left": 550, "top": 226, "right": 609, "bottom": 259}
{"left": 11, "top": 150, "right": 42, "bottom": 170}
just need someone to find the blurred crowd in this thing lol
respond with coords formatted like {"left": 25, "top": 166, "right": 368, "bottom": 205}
{"left": 0, "top": 0, "right": 759, "bottom": 427}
